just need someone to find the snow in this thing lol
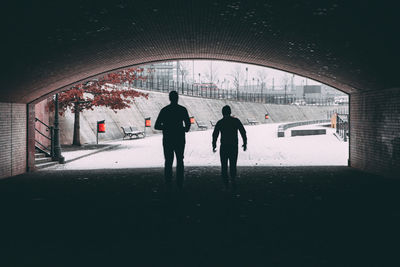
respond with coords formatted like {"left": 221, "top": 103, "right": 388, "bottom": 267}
{"left": 48, "top": 123, "right": 348, "bottom": 170}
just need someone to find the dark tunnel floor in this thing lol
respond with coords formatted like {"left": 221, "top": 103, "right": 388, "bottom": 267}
{"left": 0, "top": 166, "right": 399, "bottom": 267}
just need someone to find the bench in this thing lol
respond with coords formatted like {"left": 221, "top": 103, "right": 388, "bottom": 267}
{"left": 121, "top": 126, "right": 145, "bottom": 140}
{"left": 277, "top": 119, "right": 330, "bottom": 138}
{"left": 196, "top": 120, "right": 208, "bottom": 130}
{"left": 291, "top": 129, "right": 326, "bottom": 136}
{"left": 247, "top": 118, "right": 259, "bottom": 125}
{"left": 210, "top": 120, "right": 217, "bottom": 127}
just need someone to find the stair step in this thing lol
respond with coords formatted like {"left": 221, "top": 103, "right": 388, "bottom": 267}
{"left": 35, "top": 157, "right": 53, "bottom": 164}
{"left": 36, "top": 161, "right": 58, "bottom": 170}
{"left": 35, "top": 153, "right": 47, "bottom": 159}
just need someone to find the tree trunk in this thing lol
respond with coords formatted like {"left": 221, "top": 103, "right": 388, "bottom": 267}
{"left": 72, "top": 102, "right": 81, "bottom": 146}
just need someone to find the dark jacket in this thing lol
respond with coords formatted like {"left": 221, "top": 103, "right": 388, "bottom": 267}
{"left": 212, "top": 116, "right": 247, "bottom": 147}
{"left": 155, "top": 103, "right": 191, "bottom": 142}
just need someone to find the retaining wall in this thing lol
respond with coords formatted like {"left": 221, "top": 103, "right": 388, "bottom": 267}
{"left": 57, "top": 90, "right": 347, "bottom": 145}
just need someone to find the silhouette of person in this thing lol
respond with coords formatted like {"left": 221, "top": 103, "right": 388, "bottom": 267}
{"left": 155, "top": 91, "right": 191, "bottom": 191}
{"left": 212, "top": 105, "right": 247, "bottom": 191}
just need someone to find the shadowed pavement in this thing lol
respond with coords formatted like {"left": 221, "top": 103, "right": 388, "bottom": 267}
{"left": 1, "top": 166, "right": 399, "bottom": 266}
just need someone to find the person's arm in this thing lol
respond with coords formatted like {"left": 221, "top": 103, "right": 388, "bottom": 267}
{"left": 183, "top": 108, "right": 191, "bottom": 132}
{"left": 154, "top": 109, "right": 164, "bottom": 130}
{"left": 237, "top": 119, "right": 247, "bottom": 151}
{"left": 212, "top": 122, "right": 220, "bottom": 152}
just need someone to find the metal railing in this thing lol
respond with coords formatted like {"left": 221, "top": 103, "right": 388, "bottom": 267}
{"left": 35, "top": 118, "right": 54, "bottom": 157}
{"left": 336, "top": 114, "right": 349, "bottom": 142}
{"left": 327, "top": 108, "right": 348, "bottom": 120}
{"left": 126, "top": 79, "right": 347, "bottom": 106}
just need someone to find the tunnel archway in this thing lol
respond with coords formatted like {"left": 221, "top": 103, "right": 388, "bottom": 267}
{"left": 1, "top": 0, "right": 399, "bottom": 178}
{"left": 40, "top": 61, "right": 349, "bottom": 170}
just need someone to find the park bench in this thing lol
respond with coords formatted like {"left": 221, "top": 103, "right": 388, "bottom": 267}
{"left": 247, "top": 118, "right": 259, "bottom": 125}
{"left": 121, "top": 126, "right": 145, "bottom": 140}
{"left": 210, "top": 120, "right": 217, "bottom": 127}
{"left": 196, "top": 120, "right": 208, "bottom": 130}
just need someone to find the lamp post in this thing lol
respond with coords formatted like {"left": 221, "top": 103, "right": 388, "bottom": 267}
{"left": 53, "top": 93, "right": 65, "bottom": 164}
{"left": 245, "top": 67, "right": 248, "bottom": 92}
{"left": 192, "top": 60, "right": 195, "bottom": 84}
{"left": 284, "top": 84, "right": 287, "bottom": 104}
{"left": 198, "top": 73, "right": 201, "bottom": 96}
{"left": 261, "top": 80, "right": 264, "bottom": 103}
{"left": 210, "top": 61, "right": 213, "bottom": 84}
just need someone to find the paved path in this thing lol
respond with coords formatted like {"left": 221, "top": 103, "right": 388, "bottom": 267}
{"left": 0, "top": 166, "right": 398, "bottom": 266}
{"left": 50, "top": 123, "right": 348, "bottom": 170}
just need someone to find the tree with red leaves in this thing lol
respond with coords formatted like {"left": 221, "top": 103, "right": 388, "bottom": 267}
{"left": 54, "top": 67, "right": 149, "bottom": 146}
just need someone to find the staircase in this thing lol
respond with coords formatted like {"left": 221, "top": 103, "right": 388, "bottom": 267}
{"left": 35, "top": 151, "right": 58, "bottom": 169}
{"left": 35, "top": 117, "right": 59, "bottom": 169}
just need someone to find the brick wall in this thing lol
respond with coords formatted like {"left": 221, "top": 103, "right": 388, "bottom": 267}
{"left": 35, "top": 99, "right": 51, "bottom": 149}
{"left": 350, "top": 88, "right": 400, "bottom": 177}
{"left": 0, "top": 102, "right": 27, "bottom": 179}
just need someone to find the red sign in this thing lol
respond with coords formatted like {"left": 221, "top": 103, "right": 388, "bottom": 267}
{"left": 190, "top": 117, "right": 195, "bottom": 124}
{"left": 265, "top": 114, "right": 269, "bottom": 119}
{"left": 97, "top": 120, "right": 106, "bottom": 133}
{"left": 145, "top": 118, "right": 151, "bottom": 127}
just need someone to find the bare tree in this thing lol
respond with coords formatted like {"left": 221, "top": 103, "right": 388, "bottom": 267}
{"left": 204, "top": 61, "right": 220, "bottom": 84}
{"left": 281, "top": 73, "right": 290, "bottom": 89}
{"left": 179, "top": 61, "right": 191, "bottom": 83}
{"left": 256, "top": 69, "right": 268, "bottom": 92}
{"left": 281, "top": 73, "right": 290, "bottom": 103}
{"left": 229, "top": 64, "right": 244, "bottom": 91}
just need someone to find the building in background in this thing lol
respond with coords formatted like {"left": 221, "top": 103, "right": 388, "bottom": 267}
{"left": 144, "top": 62, "right": 174, "bottom": 85}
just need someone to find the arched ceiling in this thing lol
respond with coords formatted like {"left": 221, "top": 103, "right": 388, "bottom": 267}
{"left": 1, "top": 0, "right": 399, "bottom": 103}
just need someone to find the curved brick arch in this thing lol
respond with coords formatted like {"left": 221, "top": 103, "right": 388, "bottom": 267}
{"left": 1, "top": 0, "right": 399, "bottom": 103}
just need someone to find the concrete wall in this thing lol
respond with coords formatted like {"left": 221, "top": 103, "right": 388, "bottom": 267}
{"left": 58, "top": 90, "right": 347, "bottom": 145}
{"left": 0, "top": 103, "right": 27, "bottom": 179}
{"left": 350, "top": 88, "right": 400, "bottom": 177}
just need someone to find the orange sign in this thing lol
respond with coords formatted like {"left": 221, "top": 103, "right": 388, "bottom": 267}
{"left": 145, "top": 117, "right": 151, "bottom": 127}
{"left": 97, "top": 120, "right": 106, "bottom": 132}
{"left": 190, "top": 117, "right": 195, "bottom": 124}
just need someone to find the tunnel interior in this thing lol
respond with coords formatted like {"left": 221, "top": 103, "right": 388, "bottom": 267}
{"left": 1, "top": 0, "right": 399, "bottom": 178}
{"left": 1, "top": 1, "right": 400, "bottom": 265}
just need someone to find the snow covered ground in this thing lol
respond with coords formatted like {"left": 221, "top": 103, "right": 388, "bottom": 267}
{"left": 48, "top": 123, "right": 348, "bottom": 170}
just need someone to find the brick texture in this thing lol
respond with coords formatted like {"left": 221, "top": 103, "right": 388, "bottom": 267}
{"left": 0, "top": 103, "right": 27, "bottom": 179}
{"left": 1, "top": 1, "right": 399, "bottom": 103}
{"left": 35, "top": 99, "right": 51, "bottom": 149}
{"left": 350, "top": 88, "right": 400, "bottom": 177}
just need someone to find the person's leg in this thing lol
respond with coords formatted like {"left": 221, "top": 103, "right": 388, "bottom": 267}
{"left": 175, "top": 141, "right": 185, "bottom": 190}
{"left": 219, "top": 146, "right": 229, "bottom": 189}
{"left": 163, "top": 141, "right": 174, "bottom": 191}
{"left": 228, "top": 146, "right": 239, "bottom": 191}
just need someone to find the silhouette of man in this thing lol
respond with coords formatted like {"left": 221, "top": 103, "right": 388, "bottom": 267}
{"left": 155, "top": 91, "right": 191, "bottom": 191}
{"left": 212, "top": 105, "right": 247, "bottom": 191}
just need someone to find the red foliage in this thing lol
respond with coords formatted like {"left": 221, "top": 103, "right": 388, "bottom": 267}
{"left": 54, "top": 67, "right": 149, "bottom": 115}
